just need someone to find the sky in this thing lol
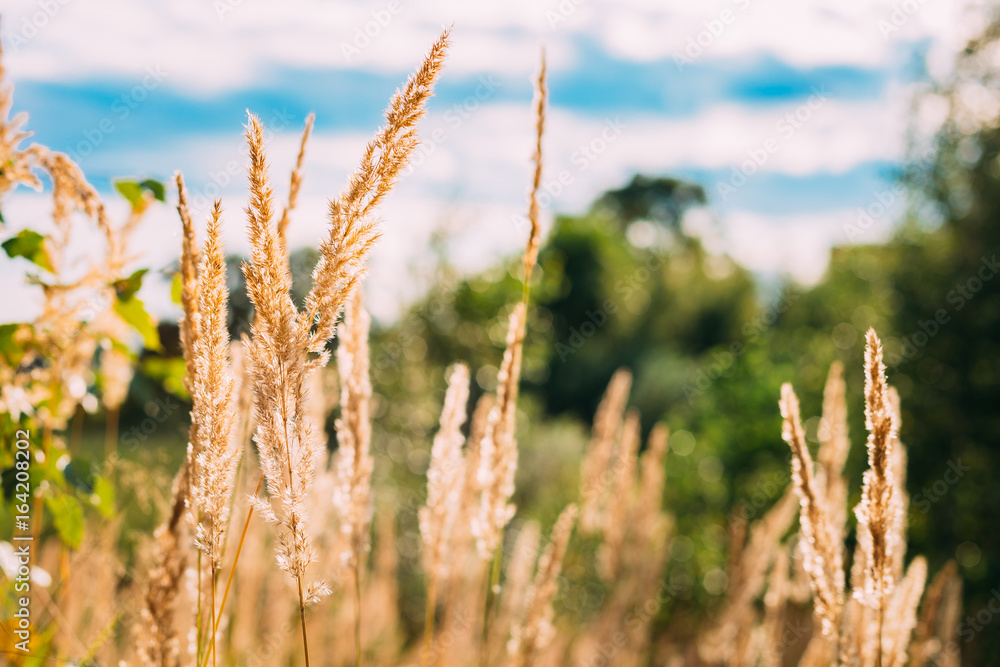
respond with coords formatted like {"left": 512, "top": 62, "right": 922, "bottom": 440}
{"left": 0, "top": 0, "right": 982, "bottom": 323}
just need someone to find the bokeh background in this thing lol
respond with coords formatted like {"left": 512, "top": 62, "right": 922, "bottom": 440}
{"left": 0, "top": 0, "right": 969, "bottom": 320}
{"left": 2, "top": 0, "right": 999, "bottom": 664}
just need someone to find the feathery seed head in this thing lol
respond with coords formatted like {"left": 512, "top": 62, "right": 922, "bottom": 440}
{"left": 781, "top": 382, "right": 844, "bottom": 641}
{"left": 302, "top": 30, "right": 449, "bottom": 351}
{"left": 333, "top": 286, "right": 375, "bottom": 567}
{"left": 190, "top": 202, "right": 241, "bottom": 569}
{"left": 580, "top": 368, "right": 632, "bottom": 533}
{"left": 523, "top": 50, "right": 547, "bottom": 283}
{"left": 420, "top": 363, "right": 471, "bottom": 581}
{"left": 473, "top": 302, "right": 526, "bottom": 560}
{"left": 277, "top": 112, "right": 315, "bottom": 257}
{"left": 509, "top": 504, "right": 578, "bottom": 666}
{"left": 854, "top": 329, "right": 898, "bottom": 609}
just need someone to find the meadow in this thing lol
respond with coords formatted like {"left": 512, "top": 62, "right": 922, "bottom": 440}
{"left": 2, "top": 13, "right": 999, "bottom": 667}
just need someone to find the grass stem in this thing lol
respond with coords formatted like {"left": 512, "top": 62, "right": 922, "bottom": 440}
{"left": 201, "top": 472, "right": 264, "bottom": 667}
{"left": 479, "top": 541, "right": 503, "bottom": 667}
{"left": 354, "top": 559, "right": 363, "bottom": 667}
{"left": 421, "top": 576, "right": 438, "bottom": 667}
{"left": 210, "top": 566, "right": 218, "bottom": 667}
{"left": 297, "top": 575, "right": 311, "bottom": 667}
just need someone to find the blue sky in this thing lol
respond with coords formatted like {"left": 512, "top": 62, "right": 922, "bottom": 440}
{"left": 0, "top": 0, "right": 974, "bottom": 321}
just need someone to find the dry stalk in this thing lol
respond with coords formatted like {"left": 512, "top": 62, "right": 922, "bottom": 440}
{"left": 781, "top": 383, "right": 844, "bottom": 643}
{"left": 853, "top": 329, "right": 899, "bottom": 666}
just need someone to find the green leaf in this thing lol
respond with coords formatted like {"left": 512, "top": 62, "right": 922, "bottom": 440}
{"left": 112, "top": 268, "right": 148, "bottom": 301}
{"left": 62, "top": 456, "right": 95, "bottom": 494}
{"left": 45, "top": 493, "right": 84, "bottom": 549}
{"left": 92, "top": 475, "right": 115, "bottom": 518}
{"left": 170, "top": 270, "right": 183, "bottom": 305}
{"left": 142, "top": 356, "right": 189, "bottom": 399}
{"left": 115, "top": 178, "right": 166, "bottom": 211}
{"left": 114, "top": 180, "right": 144, "bottom": 209}
{"left": 0, "top": 323, "right": 24, "bottom": 367}
{"left": 2, "top": 229, "right": 53, "bottom": 272}
{"left": 114, "top": 296, "right": 161, "bottom": 351}
{"left": 139, "top": 178, "right": 166, "bottom": 202}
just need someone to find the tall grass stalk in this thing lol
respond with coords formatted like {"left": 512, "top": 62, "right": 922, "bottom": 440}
{"left": 0, "top": 22, "right": 973, "bottom": 666}
{"left": 422, "top": 576, "right": 438, "bottom": 667}
{"left": 241, "top": 32, "right": 450, "bottom": 667}
{"left": 420, "top": 362, "right": 470, "bottom": 666}
{"left": 354, "top": 562, "right": 363, "bottom": 666}
{"left": 201, "top": 471, "right": 263, "bottom": 667}
{"left": 474, "top": 51, "right": 547, "bottom": 667}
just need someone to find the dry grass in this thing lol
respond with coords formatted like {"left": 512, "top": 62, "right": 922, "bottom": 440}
{"left": 0, "top": 24, "right": 966, "bottom": 667}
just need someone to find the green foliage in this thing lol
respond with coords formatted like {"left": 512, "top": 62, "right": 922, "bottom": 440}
{"left": 141, "top": 356, "right": 189, "bottom": 399}
{"left": 92, "top": 475, "right": 116, "bottom": 519}
{"left": 535, "top": 213, "right": 758, "bottom": 428}
{"left": 114, "top": 178, "right": 165, "bottom": 212}
{"left": 170, "top": 270, "right": 183, "bottom": 304}
{"left": 114, "top": 294, "right": 161, "bottom": 351}
{"left": 112, "top": 268, "right": 149, "bottom": 301}
{"left": 2, "top": 229, "right": 53, "bottom": 272}
{"left": 593, "top": 174, "right": 706, "bottom": 230}
{"left": 5, "top": 31, "right": 992, "bottom": 660}
{"left": 370, "top": 137, "right": 998, "bottom": 654}
{"left": 0, "top": 323, "right": 25, "bottom": 367}
{"left": 44, "top": 492, "right": 84, "bottom": 549}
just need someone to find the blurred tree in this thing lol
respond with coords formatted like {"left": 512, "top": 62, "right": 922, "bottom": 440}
{"left": 117, "top": 23, "right": 1000, "bottom": 653}
{"left": 374, "top": 43, "right": 1000, "bottom": 651}
{"left": 593, "top": 174, "right": 706, "bottom": 231}
{"left": 394, "top": 175, "right": 760, "bottom": 434}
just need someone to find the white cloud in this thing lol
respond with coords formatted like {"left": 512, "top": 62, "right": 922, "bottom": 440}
{"left": 0, "top": 80, "right": 916, "bottom": 322}
{"left": 1, "top": 0, "right": 966, "bottom": 93}
{"left": 381, "top": 94, "right": 912, "bottom": 217}
{"left": 583, "top": 0, "right": 963, "bottom": 71}
{"left": 718, "top": 207, "right": 898, "bottom": 284}
{"left": 0, "top": 0, "right": 971, "bottom": 326}
{"left": 2, "top": 0, "right": 564, "bottom": 93}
